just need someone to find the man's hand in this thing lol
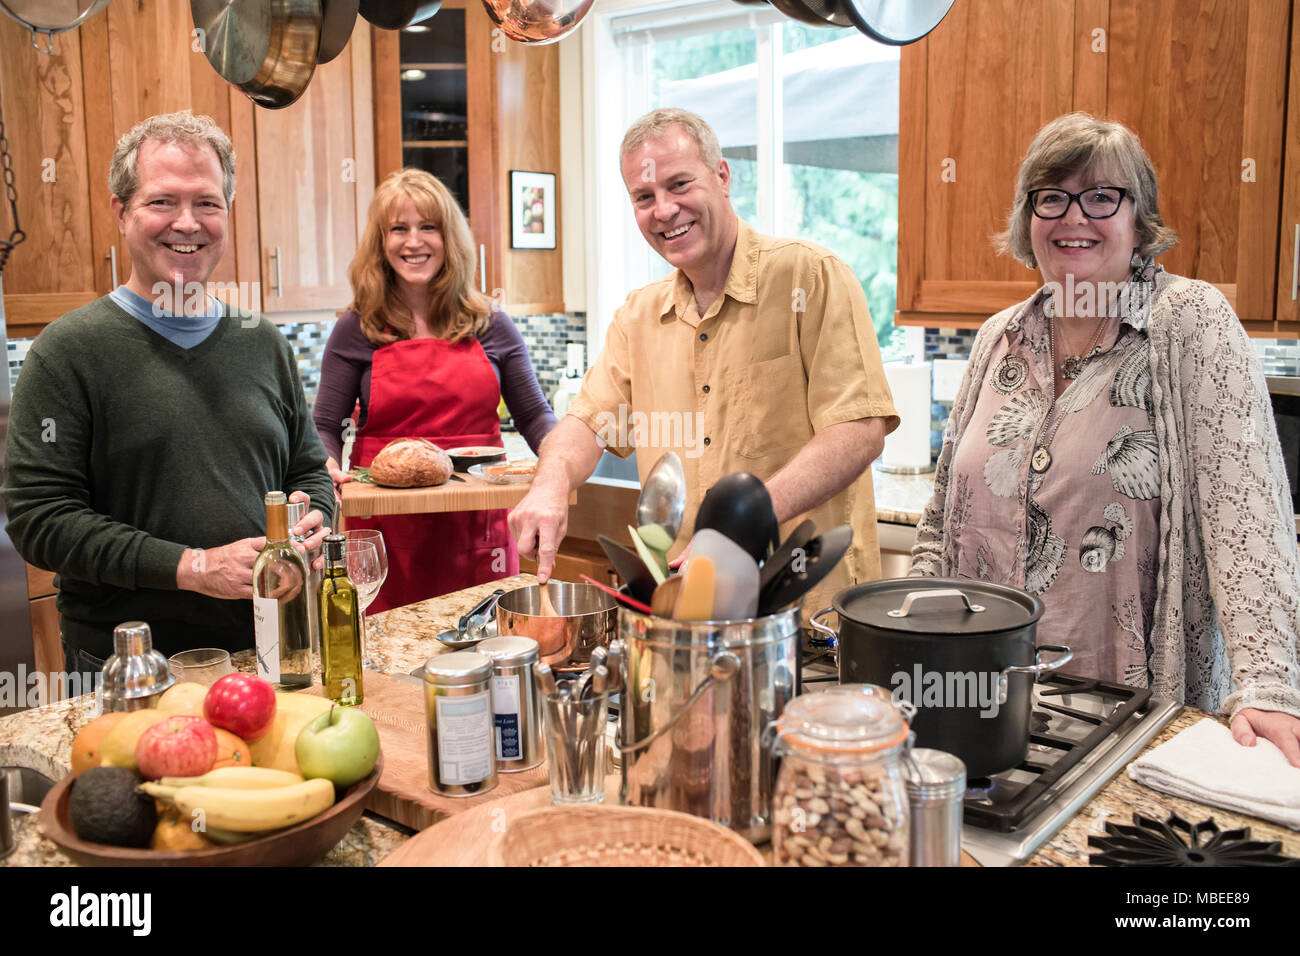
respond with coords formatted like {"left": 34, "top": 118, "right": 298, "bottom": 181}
{"left": 507, "top": 417, "right": 606, "bottom": 582}
{"left": 288, "top": 489, "right": 330, "bottom": 571}
{"left": 177, "top": 538, "right": 265, "bottom": 600}
{"left": 1230, "top": 707, "right": 1300, "bottom": 768}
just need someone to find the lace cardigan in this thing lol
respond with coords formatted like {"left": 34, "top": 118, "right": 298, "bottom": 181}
{"left": 912, "top": 270, "right": 1300, "bottom": 718}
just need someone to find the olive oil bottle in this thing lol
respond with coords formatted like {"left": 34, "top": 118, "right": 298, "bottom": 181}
{"left": 319, "top": 533, "right": 363, "bottom": 704}
{"left": 252, "top": 491, "right": 312, "bottom": 687}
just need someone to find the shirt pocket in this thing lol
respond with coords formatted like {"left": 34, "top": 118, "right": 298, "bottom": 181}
{"left": 728, "top": 354, "right": 809, "bottom": 461}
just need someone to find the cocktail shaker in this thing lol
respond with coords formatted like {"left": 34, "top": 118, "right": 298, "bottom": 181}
{"left": 100, "top": 621, "right": 175, "bottom": 712}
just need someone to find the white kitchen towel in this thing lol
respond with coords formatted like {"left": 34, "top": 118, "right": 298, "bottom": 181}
{"left": 1126, "top": 718, "right": 1300, "bottom": 830}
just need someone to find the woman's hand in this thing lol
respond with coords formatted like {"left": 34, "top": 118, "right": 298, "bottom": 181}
{"left": 1230, "top": 708, "right": 1300, "bottom": 768}
{"left": 327, "top": 455, "right": 352, "bottom": 493}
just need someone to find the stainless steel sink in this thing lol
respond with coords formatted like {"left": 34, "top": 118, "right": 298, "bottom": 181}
{"left": 3, "top": 766, "right": 54, "bottom": 814}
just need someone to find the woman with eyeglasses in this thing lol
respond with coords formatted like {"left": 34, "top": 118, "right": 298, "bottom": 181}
{"left": 912, "top": 113, "right": 1300, "bottom": 765}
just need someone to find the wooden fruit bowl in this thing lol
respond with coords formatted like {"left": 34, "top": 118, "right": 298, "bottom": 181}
{"left": 38, "top": 755, "right": 383, "bottom": 867}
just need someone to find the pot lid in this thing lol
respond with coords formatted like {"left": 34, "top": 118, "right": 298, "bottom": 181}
{"left": 834, "top": 577, "right": 1043, "bottom": 636}
{"left": 775, "top": 684, "right": 909, "bottom": 754}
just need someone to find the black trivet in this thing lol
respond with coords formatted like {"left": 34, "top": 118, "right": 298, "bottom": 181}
{"left": 1089, "top": 812, "right": 1300, "bottom": 866}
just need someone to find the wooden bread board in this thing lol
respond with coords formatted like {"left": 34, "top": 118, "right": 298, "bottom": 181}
{"left": 378, "top": 776, "right": 981, "bottom": 867}
{"left": 304, "top": 671, "right": 548, "bottom": 830}
{"left": 340, "top": 476, "right": 576, "bottom": 518}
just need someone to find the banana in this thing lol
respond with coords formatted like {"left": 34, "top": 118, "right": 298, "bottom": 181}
{"left": 159, "top": 767, "right": 304, "bottom": 790}
{"left": 140, "top": 778, "right": 336, "bottom": 833}
{"left": 203, "top": 825, "right": 263, "bottom": 845}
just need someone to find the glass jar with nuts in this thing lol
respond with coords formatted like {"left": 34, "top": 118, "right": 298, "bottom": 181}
{"left": 767, "top": 684, "right": 914, "bottom": 867}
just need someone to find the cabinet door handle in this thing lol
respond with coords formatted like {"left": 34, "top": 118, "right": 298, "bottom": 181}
{"left": 107, "top": 246, "right": 118, "bottom": 288}
{"left": 1292, "top": 224, "right": 1298, "bottom": 301}
{"left": 479, "top": 244, "right": 486, "bottom": 294}
{"left": 270, "top": 245, "right": 283, "bottom": 298}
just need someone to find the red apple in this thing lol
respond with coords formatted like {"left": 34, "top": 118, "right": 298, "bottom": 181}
{"left": 204, "top": 673, "right": 277, "bottom": 741}
{"left": 135, "top": 716, "right": 218, "bottom": 780}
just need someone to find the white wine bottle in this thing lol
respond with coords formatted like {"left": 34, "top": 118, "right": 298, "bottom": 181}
{"left": 319, "top": 533, "right": 363, "bottom": 704}
{"left": 252, "top": 491, "right": 312, "bottom": 688}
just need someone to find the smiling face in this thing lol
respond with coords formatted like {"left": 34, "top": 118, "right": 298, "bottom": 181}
{"left": 620, "top": 127, "right": 737, "bottom": 286}
{"left": 383, "top": 197, "right": 445, "bottom": 294}
{"left": 112, "top": 139, "right": 228, "bottom": 302}
{"left": 1030, "top": 168, "right": 1138, "bottom": 290}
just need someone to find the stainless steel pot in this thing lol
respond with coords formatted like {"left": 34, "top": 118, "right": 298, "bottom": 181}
{"left": 616, "top": 606, "right": 801, "bottom": 843}
{"left": 811, "top": 578, "right": 1072, "bottom": 777}
{"left": 493, "top": 582, "right": 617, "bottom": 668}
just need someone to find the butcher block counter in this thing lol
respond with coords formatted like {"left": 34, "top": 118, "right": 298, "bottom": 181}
{"left": 4, "top": 573, "right": 1297, "bottom": 867}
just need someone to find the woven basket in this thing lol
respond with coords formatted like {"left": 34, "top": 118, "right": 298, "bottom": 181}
{"left": 486, "top": 805, "right": 766, "bottom": 867}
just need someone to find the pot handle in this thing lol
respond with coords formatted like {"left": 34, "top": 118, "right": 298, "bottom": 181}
{"left": 887, "top": 588, "right": 985, "bottom": 618}
{"left": 459, "top": 588, "right": 505, "bottom": 632}
{"left": 613, "top": 651, "right": 741, "bottom": 755}
{"left": 1002, "top": 644, "right": 1074, "bottom": 677}
{"left": 809, "top": 605, "right": 839, "bottom": 644}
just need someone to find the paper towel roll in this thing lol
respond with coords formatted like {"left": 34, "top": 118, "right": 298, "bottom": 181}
{"left": 881, "top": 362, "right": 933, "bottom": 472}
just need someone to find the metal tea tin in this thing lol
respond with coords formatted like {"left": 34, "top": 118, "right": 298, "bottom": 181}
{"left": 421, "top": 651, "right": 498, "bottom": 797}
{"left": 474, "top": 636, "right": 543, "bottom": 772}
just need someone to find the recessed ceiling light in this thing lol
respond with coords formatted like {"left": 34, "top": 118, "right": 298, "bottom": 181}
{"left": 401, "top": 69, "right": 428, "bottom": 81}
{"left": 403, "top": 24, "right": 431, "bottom": 32}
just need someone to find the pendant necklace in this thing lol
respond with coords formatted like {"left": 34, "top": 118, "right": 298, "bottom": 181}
{"left": 1031, "top": 306, "right": 1112, "bottom": 475}
{"left": 1057, "top": 310, "right": 1111, "bottom": 380}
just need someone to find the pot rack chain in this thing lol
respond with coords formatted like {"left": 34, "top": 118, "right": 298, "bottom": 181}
{"left": 0, "top": 83, "right": 25, "bottom": 276}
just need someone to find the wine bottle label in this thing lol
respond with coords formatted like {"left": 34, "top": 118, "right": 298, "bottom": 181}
{"left": 435, "top": 691, "right": 494, "bottom": 785}
{"left": 492, "top": 674, "right": 522, "bottom": 760}
{"left": 252, "top": 595, "right": 281, "bottom": 684}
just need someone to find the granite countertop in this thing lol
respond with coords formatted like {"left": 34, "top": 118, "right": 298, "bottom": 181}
{"left": 5, "top": 570, "right": 1298, "bottom": 867}
{"left": 872, "top": 467, "right": 935, "bottom": 526}
{"left": 0, "top": 574, "right": 535, "bottom": 868}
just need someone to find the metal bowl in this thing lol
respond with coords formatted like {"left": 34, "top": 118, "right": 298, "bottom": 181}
{"left": 479, "top": 0, "right": 595, "bottom": 45}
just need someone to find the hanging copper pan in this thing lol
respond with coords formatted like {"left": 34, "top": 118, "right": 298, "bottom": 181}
{"left": 191, "top": 0, "right": 322, "bottom": 109}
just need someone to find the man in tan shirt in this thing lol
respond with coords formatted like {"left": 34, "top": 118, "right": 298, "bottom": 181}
{"left": 509, "top": 109, "right": 898, "bottom": 611}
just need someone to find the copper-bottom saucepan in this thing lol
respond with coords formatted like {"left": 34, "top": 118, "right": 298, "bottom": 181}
{"left": 494, "top": 582, "right": 617, "bottom": 668}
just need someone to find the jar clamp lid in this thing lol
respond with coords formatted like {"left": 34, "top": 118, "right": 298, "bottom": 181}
{"left": 769, "top": 684, "right": 914, "bottom": 756}
{"left": 422, "top": 651, "right": 492, "bottom": 686}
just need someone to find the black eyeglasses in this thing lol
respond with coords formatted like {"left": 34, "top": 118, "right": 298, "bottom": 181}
{"left": 1027, "top": 186, "right": 1129, "bottom": 220}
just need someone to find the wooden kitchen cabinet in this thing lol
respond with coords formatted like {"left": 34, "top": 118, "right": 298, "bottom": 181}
{"left": 1277, "top": 0, "right": 1300, "bottom": 332}
{"left": 0, "top": 18, "right": 101, "bottom": 336}
{"left": 898, "top": 0, "right": 1296, "bottom": 332}
{"left": 372, "top": 0, "right": 564, "bottom": 315}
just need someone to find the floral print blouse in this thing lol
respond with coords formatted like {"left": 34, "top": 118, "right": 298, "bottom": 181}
{"left": 947, "top": 294, "right": 1160, "bottom": 687}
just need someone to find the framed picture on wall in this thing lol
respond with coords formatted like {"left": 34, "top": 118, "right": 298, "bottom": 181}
{"left": 510, "top": 170, "right": 557, "bottom": 250}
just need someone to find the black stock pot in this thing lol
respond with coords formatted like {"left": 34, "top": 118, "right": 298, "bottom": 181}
{"left": 810, "top": 578, "right": 1072, "bottom": 777}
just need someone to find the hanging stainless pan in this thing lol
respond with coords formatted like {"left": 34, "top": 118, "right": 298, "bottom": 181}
{"left": 191, "top": 0, "right": 322, "bottom": 109}
{"left": 767, "top": 0, "right": 852, "bottom": 29}
{"left": 0, "top": 0, "right": 112, "bottom": 54}
{"left": 843, "top": 0, "right": 954, "bottom": 45}
{"left": 317, "top": 0, "right": 358, "bottom": 63}
{"left": 358, "top": 0, "right": 440, "bottom": 30}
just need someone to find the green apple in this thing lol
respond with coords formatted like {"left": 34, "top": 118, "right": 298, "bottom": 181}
{"left": 294, "top": 705, "right": 380, "bottom": 787}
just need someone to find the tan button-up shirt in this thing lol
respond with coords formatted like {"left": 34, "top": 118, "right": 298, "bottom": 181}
{"left": 568, "top": 219, "right": 899, "bottom": 615}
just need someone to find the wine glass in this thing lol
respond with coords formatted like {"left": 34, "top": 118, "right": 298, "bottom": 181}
{"left": 344, "top": 529, "right": 388, "bottom": 594}
{"left": 346, "top": 540, "right": 385, "bottom": 668}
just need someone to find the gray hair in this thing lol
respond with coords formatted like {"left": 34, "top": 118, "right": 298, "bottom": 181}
{"left": 997, "top": 112, "right": 1177, "bottom": 268}
{"left": 620, "top": 108, "right": 722, "bottom": 171}
{"left": 109, "top": 110, "right": 236, "bottom": 208}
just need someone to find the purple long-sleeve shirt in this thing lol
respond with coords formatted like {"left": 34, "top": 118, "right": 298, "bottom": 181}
{"left": 312, "top": 309, "right": 557, "bottom": 462}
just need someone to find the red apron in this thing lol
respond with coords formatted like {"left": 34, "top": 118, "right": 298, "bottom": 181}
{"left": 352, "top": 337, "right": 517, "bottom": 613}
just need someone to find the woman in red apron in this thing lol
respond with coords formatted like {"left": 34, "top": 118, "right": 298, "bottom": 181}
{"left": 313, "top": 170, "right": 557, "bottom": 612}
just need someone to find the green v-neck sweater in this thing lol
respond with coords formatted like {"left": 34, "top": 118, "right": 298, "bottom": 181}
{"left": 2, "top": 296, "right": 335, "bottom": 659}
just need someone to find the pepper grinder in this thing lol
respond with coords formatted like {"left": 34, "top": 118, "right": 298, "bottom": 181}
{"left": 100, "top": 621, "right": 175, "bottom": 712}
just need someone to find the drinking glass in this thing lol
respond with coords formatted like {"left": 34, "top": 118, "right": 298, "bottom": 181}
{"left": 346, "top": 540, "right": 385, "bottom": 668}
{"left": 167, "top": 648, "right": 233, "bottom": 686}
{"left": 542, "top": 688, "right": 610, "bottom": 805}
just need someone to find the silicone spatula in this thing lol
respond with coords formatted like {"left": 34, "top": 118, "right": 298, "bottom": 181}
{"left": 674, "top": 556, "right": 716, "bottom": 620}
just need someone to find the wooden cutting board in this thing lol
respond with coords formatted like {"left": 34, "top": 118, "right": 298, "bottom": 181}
{"left": 340, "top": 473, "right": 533, "bottom": 518}
{"left": 305, "top": 671, "right": 548, "bottom": 830}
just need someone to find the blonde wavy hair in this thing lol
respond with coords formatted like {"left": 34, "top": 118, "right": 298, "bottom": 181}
{"left": 350, "top": 169, "right": 489, "bottom": 345}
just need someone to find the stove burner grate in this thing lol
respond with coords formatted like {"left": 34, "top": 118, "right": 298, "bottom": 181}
{"left": 963, "top": 674, "right": 1150, "bottom": 832}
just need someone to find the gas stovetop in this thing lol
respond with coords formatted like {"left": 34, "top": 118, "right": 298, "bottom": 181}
{"left": 799, "top": 642, "right": 1180, "bottom": 867}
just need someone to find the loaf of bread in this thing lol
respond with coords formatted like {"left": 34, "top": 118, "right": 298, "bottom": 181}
{"left": 368, "top": 438, "right": 453, "bottom": 488}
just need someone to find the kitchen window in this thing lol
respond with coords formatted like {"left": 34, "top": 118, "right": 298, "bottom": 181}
{"left": 582, "top": 0, "right": 906, "bottom": 360}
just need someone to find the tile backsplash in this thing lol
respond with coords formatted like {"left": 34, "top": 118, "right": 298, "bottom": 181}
{"left": 7, "top": 311, "right": 587, "bottom": 410}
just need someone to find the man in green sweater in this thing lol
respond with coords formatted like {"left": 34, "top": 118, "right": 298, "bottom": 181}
{"left": 2, "top": 111, "right": 334, "bottom": 670}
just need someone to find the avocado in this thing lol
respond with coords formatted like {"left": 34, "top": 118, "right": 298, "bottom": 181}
{"left": 69, "top": 766, "right": 157, "bottom": 848}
